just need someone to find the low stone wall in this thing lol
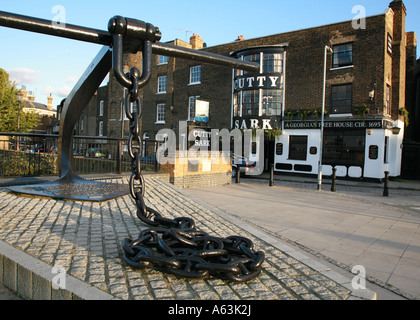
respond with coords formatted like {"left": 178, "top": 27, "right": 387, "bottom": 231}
{"left": 160, "top": 152, "right": 232, "bottom": 188}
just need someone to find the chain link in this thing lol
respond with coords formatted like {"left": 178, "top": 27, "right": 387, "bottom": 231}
{"left": 122, "top": 68, "right": 265, "bottom": 282}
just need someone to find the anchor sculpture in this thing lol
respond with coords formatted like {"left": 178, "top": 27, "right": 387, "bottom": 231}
{"left": 0, "top": 11, "right": 265, "bottom": 282}
{"left": 0, "top": 11, "right": 258, "bottom": 201}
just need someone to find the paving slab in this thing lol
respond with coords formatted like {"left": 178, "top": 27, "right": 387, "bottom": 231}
{"left": 186, "top": 176, "right": 420, "bottom": 300}
{"left": 0, "top": 176, "right": 375, "bottom": 300}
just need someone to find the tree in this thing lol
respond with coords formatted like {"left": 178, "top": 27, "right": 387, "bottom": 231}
{"left": 0, "top": 68, "right": 39, "bottom": 133}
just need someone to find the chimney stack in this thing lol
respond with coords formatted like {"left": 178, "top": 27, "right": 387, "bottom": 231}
{"left": 47, "top": 94, "right": 53, "bottom": 110}
{"left": 190, "top": 33, "right": 203, "bottom": 49}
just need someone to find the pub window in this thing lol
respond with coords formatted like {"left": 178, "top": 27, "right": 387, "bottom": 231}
{"left": 262, "top": 90, "right": 282, "bottom": 116}
{"left": 156, "top": 104, "right": 165, "bottom": 123}
{"left": 263, "top": 53, "right": 282, "bottom": 73}
{"left": 242, "top": 90, "right": 259, "bottom": 116}
{"left": 333, "top": 43, "right": 353, "bottom": 68}
{"left": 158, "top": 55, "right": 168, "bottom": 64}
{"left": 188, "top": 96, "right": 200, "bottom": 121}
{"left": 323, "top": 129, "right": 366, "bottom": 166}
{"left": 233, "top": 92, "right": 240, "bottom": 116}
{"left": 189, "top": 65, "right": 201, "bottom": 85}
{"left": 158, "top": 75, "right": 167, "bottom": 93}
{"left": 331, "top": 84, "right": 352, "bottom": 114}
{"left": 289, "top": 136, "right": 308, "bottom": 161}
{"left": 243, "top": 54, "right": 261, "bottom": 74}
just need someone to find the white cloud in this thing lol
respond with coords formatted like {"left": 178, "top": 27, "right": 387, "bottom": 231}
{"left": 42, "top": 85, "right": 55, "bottom": 95}
{"left": 7, "top": 67, "right": 38, "bottom": 85}
{"left": 57, "top": 86, "right": 72, "bottom": 98}
{"left": 66, "top": 76, "right": 78, "bottom": 84}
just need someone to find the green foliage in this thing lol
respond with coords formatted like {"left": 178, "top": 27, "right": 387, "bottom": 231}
{"left": 399, "top": 108, "right": 409, "bottom": 126}
{"left": 354, "top": 105, "right": 369, "bottom": 122}
{"left": 0, "top": 68, "right": 39, "bottom": 133}
{"left": 0, "top": 150, "right": 58, "bottom": 177}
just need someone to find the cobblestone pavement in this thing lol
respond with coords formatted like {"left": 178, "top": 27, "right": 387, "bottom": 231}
{"left": 0, "top": 177, "right": 373, "bottom": 300}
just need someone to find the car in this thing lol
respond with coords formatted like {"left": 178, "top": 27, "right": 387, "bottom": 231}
{"left": 231, "top": 154, "right": 256, "bottom": 177}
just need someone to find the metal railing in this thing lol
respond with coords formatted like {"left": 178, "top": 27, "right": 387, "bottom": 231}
{"left": 0, "top": 132, "right": 161, "bottom": 178}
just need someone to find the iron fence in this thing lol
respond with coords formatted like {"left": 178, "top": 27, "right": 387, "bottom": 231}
{"left": 0, "top": 132, "right": 161, "bottom": 178}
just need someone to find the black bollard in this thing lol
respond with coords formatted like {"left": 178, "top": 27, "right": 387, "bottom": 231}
{"left": 269, "top": 164, "right": 274, "bottom": 187}
{"left": 235, "top": 166, "right": 240, "bottom": 184}
{"left": 383, "top": 171, "right": 389, "bottom": 197}
{"left": 331, "top": 167, "right": 337, "bottom": 192}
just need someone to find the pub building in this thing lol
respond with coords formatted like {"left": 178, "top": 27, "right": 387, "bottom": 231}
{"left": 99, "top": 0, "right": 416, "bottom": 180}
{"left": 227, "top": 0, "right": 410, "bottom": 180}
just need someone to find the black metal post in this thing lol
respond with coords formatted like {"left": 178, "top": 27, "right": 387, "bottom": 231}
{"left": 117, "top": 140, "right": 122, "bottom": 174}
{"left": 383, "top": 171, "right": 389, "bottom": 197}
{"left": 235, "top": 166, "right": 240, "bottom": 184}
{"left": 269, "top": 164, "right": 274, "bottom": 187}
{"left": 331, "top": 167, "right": 337, "bottom": 192}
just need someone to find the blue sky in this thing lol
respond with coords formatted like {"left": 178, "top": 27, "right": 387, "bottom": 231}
{"left": 1, "top": 0, "right": 419, "bottom": 109}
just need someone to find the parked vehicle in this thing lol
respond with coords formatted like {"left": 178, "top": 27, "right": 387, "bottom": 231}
{"left": 231, "top": 154, "right": 256, "bottom": 177}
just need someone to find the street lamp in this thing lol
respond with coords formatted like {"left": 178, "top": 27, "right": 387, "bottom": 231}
{"left": 16, "top": 91, "right": 24, "bottom": 151}
{"left": 16, "top": 91, "right": 24, "bottom": 132}
{"left": 317, "top": 45, "right": 333, "bottom": 191}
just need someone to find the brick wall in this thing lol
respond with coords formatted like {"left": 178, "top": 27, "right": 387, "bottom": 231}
{"left": 97, "top": 2, "right": 412, "bottom": 141}
{"left": 160, "top": 151, "right": 232, "bottom": 188}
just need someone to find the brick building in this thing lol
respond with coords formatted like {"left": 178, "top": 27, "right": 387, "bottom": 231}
{"left": 82, "top": 0, "right": 417, "bottom": 180}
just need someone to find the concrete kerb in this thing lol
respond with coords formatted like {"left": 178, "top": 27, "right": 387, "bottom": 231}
{"left": 0, "top": 240, "right": 116, "bottom": 300}
{"left": 168, "top": 179, "right": 377, "bottom": 301}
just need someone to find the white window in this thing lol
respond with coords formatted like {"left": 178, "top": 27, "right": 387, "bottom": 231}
{"left": 156, "top": 104, "right": 165, "bottom": 123}
{"left": 99, "top": 100, "right": 104, "bottom": 116}
{"left": 189, "top": 65, "right": 201, "bottom": 85}
{"left": 158, "top": 76, "right": 167, "bottom": 93}
{"left": 99, "top": 121, "right": 104, "bottom": 137}
{"left": 158, "top": 55, "right": 168, "bottom": 64}
{"left": 124, "top": 101, "right": 139, "bottom": 120}
{"left": 188, "top": 96, "right": 200, "bottom": 121}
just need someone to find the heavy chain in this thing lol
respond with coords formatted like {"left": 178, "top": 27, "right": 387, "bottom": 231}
{"left": 122, "top": 69, "right": 265, "bottom": 283}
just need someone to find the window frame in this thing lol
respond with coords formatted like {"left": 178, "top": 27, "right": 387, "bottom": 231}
{"left": 99, "top": 100, "right": 104, "bottom": 116}
{"left": 156, "top": 103, "right": 166, "bottom": 124}
{"left": 189, "top": 65, "right": 202, "bottom": 85}
{"left": 157, "top": 75, "right": 167, "bottom": 94}
{"left": 331, "top": 84, "right": 353, "bottom": 114}
{"left": 288, "top": 135, "right": 308, "bottom": 161}
{"left": 98, "top": 121, "right": 104, "bottom": 137}
{"left": 158, "top": 55, "right": 168, "bottom": 65}
{"left": 188, "top": 96, "right": 200, "bottom": 121}
{"left": 332, "top": 43, "right": 353, "bottom": 68}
